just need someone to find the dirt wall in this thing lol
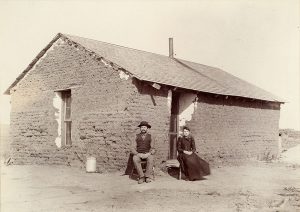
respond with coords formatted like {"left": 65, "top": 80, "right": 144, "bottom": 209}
{"left": 186, "top": 92, "right": 280, "bottom": 165}
{"left": 9, "top": 38, "right": 170, "bottom": 171}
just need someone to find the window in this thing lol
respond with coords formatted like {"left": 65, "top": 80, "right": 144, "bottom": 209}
{"left": 61, "top": 90, "right": 72, "bottom": 146}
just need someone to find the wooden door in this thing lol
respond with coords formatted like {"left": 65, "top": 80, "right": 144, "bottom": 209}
{"left": 169, "top": 92, "right": 179, "bottom": 159}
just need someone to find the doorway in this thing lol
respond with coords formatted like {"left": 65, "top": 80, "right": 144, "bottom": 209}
{"left": 169, "top": 92, "right": 180, "bottom": 159}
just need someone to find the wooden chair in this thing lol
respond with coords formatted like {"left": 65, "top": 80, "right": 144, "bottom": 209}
{"left": 130, "top": 159, "right": 155, "bottom": 180}
{"left": 165, "top": 159, "right": 181, "bottom": 180}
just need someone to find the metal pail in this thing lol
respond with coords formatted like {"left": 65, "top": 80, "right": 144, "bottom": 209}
{"left": 86, "top": 157, "right": 97, "bottom": 173}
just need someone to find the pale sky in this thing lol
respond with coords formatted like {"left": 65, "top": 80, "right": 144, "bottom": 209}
{"left": 0, "top": 0, "right": 299, "bottom": 130}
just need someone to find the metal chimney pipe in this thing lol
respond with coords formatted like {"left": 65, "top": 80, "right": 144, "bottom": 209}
{"left": 169, "top": 38, "right": 174, "bottom": 58}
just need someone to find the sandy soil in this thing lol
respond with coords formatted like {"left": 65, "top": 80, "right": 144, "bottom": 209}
{"left": 1, "top": 161, "right": 299, "bottom": 212}
{"left": 280, "top": 144, "right": 300, "bottom": 165}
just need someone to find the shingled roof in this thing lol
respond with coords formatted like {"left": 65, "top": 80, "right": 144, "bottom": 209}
{"left": 4, "top": 33, "right": 283, "bottom": 103}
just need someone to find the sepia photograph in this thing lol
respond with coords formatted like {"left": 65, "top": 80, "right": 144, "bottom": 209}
{"left": 0, "top": 0, "right": 299, "bottom": 211}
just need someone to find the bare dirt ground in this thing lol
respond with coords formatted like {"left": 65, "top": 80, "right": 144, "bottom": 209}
{"left": 1, "top": 160, "right": 300, "bottom": 212}
{"left": 1, "top": 126, "right": 300, "bottom": 211}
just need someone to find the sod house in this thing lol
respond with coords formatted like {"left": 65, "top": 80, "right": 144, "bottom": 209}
{"left": 4, "top": 33, "right": 283, "bottom": 171}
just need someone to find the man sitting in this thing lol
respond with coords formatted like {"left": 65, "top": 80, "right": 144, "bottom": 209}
{"left": 131, "top": 121, "right": 155, "bottom": 184}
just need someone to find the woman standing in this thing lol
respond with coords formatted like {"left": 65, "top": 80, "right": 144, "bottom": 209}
{"left": 177, "top": 126, "right": 210, "bottom": 181}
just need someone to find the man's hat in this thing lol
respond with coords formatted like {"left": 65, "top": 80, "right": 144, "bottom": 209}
{"left": 138, "top": 121, "right": 151, "bottom": 128}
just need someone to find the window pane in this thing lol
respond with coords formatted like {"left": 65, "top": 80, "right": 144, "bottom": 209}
{"left": 65, "top": 122, "right": 71, "bottom": 145}
{"left": 65, "top": 94, "right": 71, "bottom": 107}
{"left": 65, "top": 107, "right": 71, "bottom": 120}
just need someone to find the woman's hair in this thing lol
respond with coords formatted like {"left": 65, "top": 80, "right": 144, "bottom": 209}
{"left": 183, "top": 126, "right": 190, "bottom": 131}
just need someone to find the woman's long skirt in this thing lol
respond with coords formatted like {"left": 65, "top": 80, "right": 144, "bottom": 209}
{"left": 178, "top": 153, "right": 210, "bottom": 181}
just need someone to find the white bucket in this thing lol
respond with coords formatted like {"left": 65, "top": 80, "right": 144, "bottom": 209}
{"left": 86, "top": 157, "right": 97, "bottom": 173}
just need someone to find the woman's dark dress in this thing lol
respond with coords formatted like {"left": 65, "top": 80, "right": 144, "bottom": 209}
{"left": 177, "top": 136, "right": 210, "bottom": 181}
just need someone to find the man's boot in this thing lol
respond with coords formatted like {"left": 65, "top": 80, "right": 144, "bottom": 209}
{"left": 138, "top": 177, "right": 145, "bottom": 184}
{"left": 145, "top": 177, "right": 151, "bottom": 183}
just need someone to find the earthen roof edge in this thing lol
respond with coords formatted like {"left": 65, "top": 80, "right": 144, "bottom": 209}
{"left": 3, "top": 33, "right": 63, "bottom": 95}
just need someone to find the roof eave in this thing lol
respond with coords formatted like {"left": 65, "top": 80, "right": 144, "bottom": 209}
{"left": 140, "top": 79, "right": 285, "bottom": 103}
